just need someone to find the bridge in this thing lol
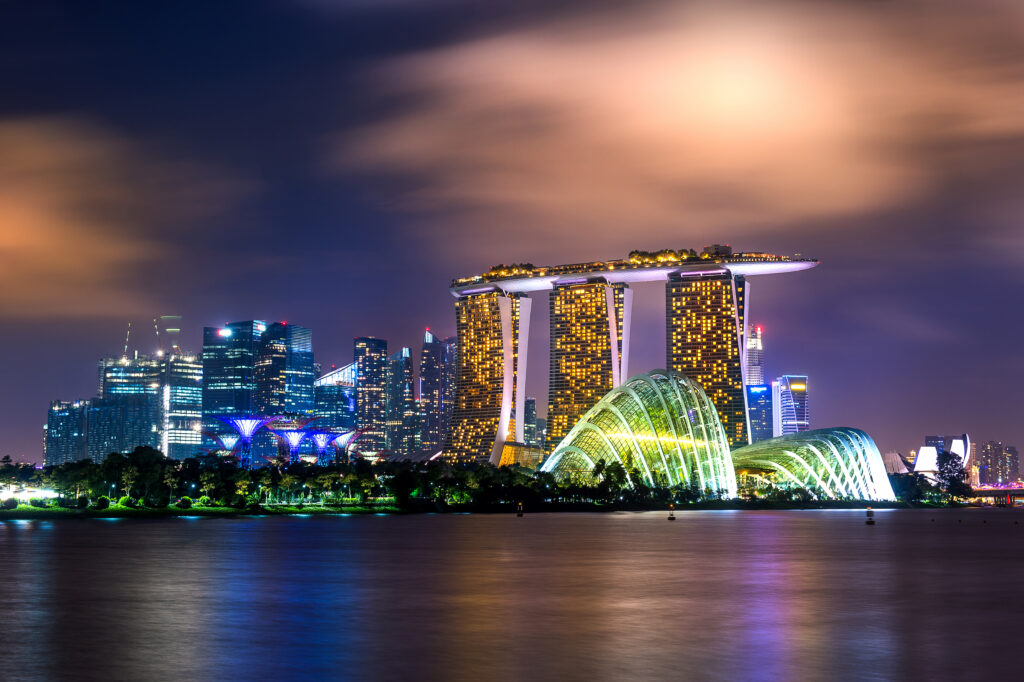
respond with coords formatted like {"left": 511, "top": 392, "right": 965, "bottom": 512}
{"left": 971, "top": 487, "right": 1024, "bottom": 504}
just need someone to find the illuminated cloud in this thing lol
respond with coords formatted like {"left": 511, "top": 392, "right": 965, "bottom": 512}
{"left": 333, "top": 1, "right": 1024, "bottom": 254}
{"left": 0, "top": 117, "right": 246, "bottom": 318}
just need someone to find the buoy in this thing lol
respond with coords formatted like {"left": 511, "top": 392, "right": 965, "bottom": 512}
{"left": 516, "top": 502, "right": 524, "bottom": 518}
{"left": 865, "top": 507, "right": 875, "bottom": 525}
{"left": 668, "top": 502, "right": 676, "bottom": 521}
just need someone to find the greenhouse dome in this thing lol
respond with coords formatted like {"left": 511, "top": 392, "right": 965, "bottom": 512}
{"left": 540, "top": 370, "right": 737, "bottom": 496}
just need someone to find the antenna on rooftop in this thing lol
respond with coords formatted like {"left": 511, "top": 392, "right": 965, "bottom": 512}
{"left": 153, "top": 317, "right": 162, "bottom": 353}
{"left": 122, "top": 322, "right": 132, "bottom": 359}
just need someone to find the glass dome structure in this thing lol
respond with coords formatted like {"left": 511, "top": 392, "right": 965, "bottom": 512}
{"left": 540, "top": 370, "right": 737, "bottom": 496}
{"left": 731, "top": 427, "right": 896, "bottom": 501}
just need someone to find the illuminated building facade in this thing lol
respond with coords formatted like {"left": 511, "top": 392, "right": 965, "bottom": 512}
{"left": 746, "top": 384, "right": 773, "bottom": 443}
{"left": 161, "top": 351, "right": 203, "bottom": 459}
{"left": 979, "top": 441, "right": 1019, "bottom": 485}
{"left": 772, "top": 375, "right": 809, "bottom": 436}
{"left": 254, "top": 322, "right": 315, "bottom": 415}
{"left": 546, "top": 281, "right": 631, "bottom": 451}
{"left": 354, "top": 337, "right": 388, "bottom": 452}
{"left": 666, "top": 272, "right": 748, "bottom": 448}
{"left": 418, "top": 330, "right": 456, "bottom": 453}
{"left": 386, "top": 347, "right": 417, "bottom": 454}
{"left": 541, "top": 370, "right": 737, "bottom": 495}
{"left": 202, "top": 320, "right": 267, "bottom": 440}
{"left": 314, "top": 363, "right": 358, "bottom": 431}
{"left": 524, "top": 397, "right": 538, "bottom": 448}
{"left": 443, "top": 290, "right": 531, "bottom": 464}
{"left": 87, "top": 396, "right": 161, "bottom": 460}
{"left": 744, "top": 324, "right": 764, "bottom": 386}
{"left": 45, "top": 400, "right": 90, "bottom": 465}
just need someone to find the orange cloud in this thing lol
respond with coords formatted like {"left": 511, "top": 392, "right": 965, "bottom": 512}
{"left": 333, "top": 1, "right": 1024, "bottom": 255}
{"left": 0, "top": 117, "right": 246, "bottom": 318}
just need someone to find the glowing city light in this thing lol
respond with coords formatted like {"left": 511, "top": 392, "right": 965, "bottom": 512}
{"left": 217, "top": 328, "right": 232, "bottom": 337}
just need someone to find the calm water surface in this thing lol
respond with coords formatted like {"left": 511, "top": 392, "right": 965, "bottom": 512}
{"left": 1, "top": 509, "right": 1021, "bottom": 681}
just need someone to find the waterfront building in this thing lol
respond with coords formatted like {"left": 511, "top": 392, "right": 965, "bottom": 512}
{"left": 772, "top": 375, "right": 809, "bottom": 437}
{"left": 442, "top": 290, "right": 531, "bottom": 464}
{"left": 254, "top": 322, "right": 315, "bottom": 415}
{"left": 745, "top": 384, "right": 773, "bottom": 443}
{"left": 546, "top": 281, "right": 631, "bottom": 451}
{"left": 744, "top": 325, "right": 764, "bottom": 386}
{"left": 666, "top": 272, "right": 747, "bottom": 447}
{"left": 314, "top": 363, "right": 358, "bottom": 431}
{"left": 386, "top": 347, "right": 417, "bottom": 455}
{"left": 354, "top": 337, "right": 388, "bottom": 452}
{"left": 979, "top": 441, "right": 1020, "bottom": 485}
{"left": 44, "top": 400, "right": 90, "bottom": 465}
{"left": 448, "top": 248, "right": 816, "bottom": 461}
{"left": 161, "top": 351, "right": 203, "bottom": 459}
{"left": 523, "top": 397, "right": 539, "bottom": 448}
{"left": 541, "top": 370, "right": 736, "bottom": 495}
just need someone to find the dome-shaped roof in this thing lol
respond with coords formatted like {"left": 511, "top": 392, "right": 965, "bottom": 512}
{"left": 540, "top": 370, "right": 736, "bottom": 496}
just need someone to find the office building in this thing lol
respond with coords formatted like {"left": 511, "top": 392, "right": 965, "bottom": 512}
{"left": 546, "top": 281, "right": 631, "bottom": 451}
{"left": 44, "top": 400, "right": 90, "bottom": 465}
{"left": 418, "top": 330, "right": 452, "bottom": 453}
{"left": 201, "top": 320, "right": 267, "bottom": 438}
{"left": 314, "top": 362, "right": 358, "bottom": 431}
{"left": 443, "top": 290, "right": 530, "bottom": 464}
{"left": 745, "top": 384, "right": 773, "bottom": 443}
{"left": 979, "top": 441, "right": 1020, "bottom": 485}
{"left": 354, "top": 337, "right": 388, "bottom": 452}
{"left": 161, "top": 351, "right": 203, "bottom": 459}
{"left": 254, "top": 322, "right": 315, "bottom": 415}
{"left": 386, "top": 347, "right": 417, "bottom": 455}
{"left": 87, "top": 395, "right": 161, "bottom": 460}
{"left": 524, "top": 397, "right": 539, "bottom": 448}
{"left": 772, "top": 375, "right": 809, "bottom": 437}
{"left": 666, "top": 272, "right": 748, "bottom": 447}
{"left": 745, "top": 325, "right": 764, "bottom": 386}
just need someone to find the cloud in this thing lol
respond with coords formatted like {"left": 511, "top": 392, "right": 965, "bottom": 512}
{"left": 0, "top": 117, "right": 247, "bottom": 318}
{"left": 331, "top": 0, "right": 1024, "bottom": 256}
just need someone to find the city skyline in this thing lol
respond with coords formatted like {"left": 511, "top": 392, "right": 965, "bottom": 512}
{"left": 2, "top": 1, "right": 1023, "bottom": 462}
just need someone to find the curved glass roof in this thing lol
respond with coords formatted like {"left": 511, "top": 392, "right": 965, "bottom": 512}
{"left": 540, "top": 370, "right": 737, "bottom": 496}
{"left": 731, "top": 427, "right": 896, "bottom": 501}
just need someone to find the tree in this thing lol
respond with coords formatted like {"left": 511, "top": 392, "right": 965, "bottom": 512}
{"left": 936, "top": 449, "right": 972, "bottom": 500}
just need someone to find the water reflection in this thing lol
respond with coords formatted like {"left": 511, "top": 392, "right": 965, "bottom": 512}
{"left": 0, "top": 511, "right": 1020, "bottom": 680}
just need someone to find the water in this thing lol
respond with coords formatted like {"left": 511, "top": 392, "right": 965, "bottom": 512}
{"left": 0, "top": 509, "right": 1020, "bottom": 681}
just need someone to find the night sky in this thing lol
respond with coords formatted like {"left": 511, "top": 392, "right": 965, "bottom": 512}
{"left": 2, "top": 0, "right": 1022, "bottom": 462}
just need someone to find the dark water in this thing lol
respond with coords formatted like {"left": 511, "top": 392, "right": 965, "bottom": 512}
{"left": 1, "top": 509, "right": 1021, "bottom": 681}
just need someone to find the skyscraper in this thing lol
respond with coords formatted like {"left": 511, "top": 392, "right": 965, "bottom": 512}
{"left": 745, "top": 384, "right": 773, "bottom": 443}
{"left": 386, "top": 347, "right": 417, "bottom": 455}
{"left": 546, "top": 281, "right": 631, "bottom": 451}
{"left": 443, "top": 290, "right": 530, "bottom": 464}
{"left": 354, "top": 337, "right": 388, "bottom": 452}
{"left": 772, "top": 375, "right": 809, "bottom": 437}
{"left": 745, "top": 324, "right": 764, "bottom": 386}
{"left": 666, "top": 272, "right": 748, "bottom": 447}
{"left": 44, "top": 400, "right": 90, "bottom": 465}
{"left": 202, "top": 320, "right": 267, "bottom": 440}
{"left": 87, "top": 395, "right": 161, "bottom": 460}
{"left": 161, "top": 350, "right": 203, "bottom": 459}
{"left": 419, "top": 330, "right": 447, "bottom": 453}
{"left": 314, "top": 362, "right": 358, "bottom": 432}
{"left": 979, "top": 441, "right": 1020, "bottom": 485}
{"left": 441, "top": 336, "right": 457, "bottom": 445}
{"left": 254, "top": 322, "right": 315, "bottom": 415}
{"left": 524, "top": 397, "right": 538, "bottom": 448}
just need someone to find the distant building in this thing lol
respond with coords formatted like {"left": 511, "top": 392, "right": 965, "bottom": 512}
{"left": 913, "top": 434, "right": 970, "bottom": 483}
{"left": 44, "top": 400, "right": 90, "bottom": 465}
{"left": 882, "top": 451, "right": 910, "bottom": 474}
{"left": 772, "top": 375, "right": 809, "bottom": 437}
{"left": 418, "top": 330, "right": 451, "bottom": 453}
{"left": 161, "top": 350, "right": 203, "bottom": 459}
{"left": 254, "top": 322, "right": 315, "bottom": 415}
{"left": 979, "top": 441, "right": 1020, "bottom": 485}
{"left": 524, "top": 397, "right": 539, "bottom": 448}
{"left": 354, "top": 337, "right": 388, "bottom": 452}
{"left": 314, "top": 363, "right": 358, "bottom": 432}
{"left": 87, "top": 395, "right": 161, "bottom": 460}
{"left": 386, "top": 347, "right": 417, "bottom": 455}
{"left": 745, "top": 385, "right": 773, "bottom": 443}
{"left": 202, "top": 320, "right": 267, "bottom": 439}
{"left": 744, "top": 325, "right": 764, "bottom": 386}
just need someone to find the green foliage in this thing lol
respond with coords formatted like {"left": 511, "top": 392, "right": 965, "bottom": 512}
{"left": 1, "top": 498, "right": 16, "bottom": 510}
{"left": 29, "top": 498, "right": 49, "bottom": 508}
{"left": 196, "top": 495, "right": 212, "bottom": 507}
{"left": 117, "top": 495, "right": 136, "bottom": 508}
{"left": 936, "top": 450, "right": 973, "bottom": 500}
{"left": 175, "top": 496, "right": 193, "bottom": 509}
{"left": 91, "top": 496, "right": 110, "bottom": 510}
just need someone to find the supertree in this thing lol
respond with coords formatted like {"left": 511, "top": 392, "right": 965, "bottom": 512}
{"left": 217, "top": 415, "right": 279, "bottom": 468}
{"left": 332, "top": 429, "right": 364, "bottom": 463}
{"left": 308, "top": 431, "right": 342, "bottom": 467}
{"left": 268, "top": 416, "right": 321, "bottom": 464}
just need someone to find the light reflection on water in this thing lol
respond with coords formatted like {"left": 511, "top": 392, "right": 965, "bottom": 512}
{"left": 0, "top": 510, "right": 1019, "bottom": 681}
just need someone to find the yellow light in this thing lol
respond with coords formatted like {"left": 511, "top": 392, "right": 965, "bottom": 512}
{"left": 790, "top": 383, "right": 806, "bottom": 390}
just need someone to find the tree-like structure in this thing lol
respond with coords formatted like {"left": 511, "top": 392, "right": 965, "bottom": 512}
{"left": 217, "top": 416, "right": 279, "bottom": 468}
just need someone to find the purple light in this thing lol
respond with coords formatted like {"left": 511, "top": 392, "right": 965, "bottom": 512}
{"left": 218, "top": 415, "right": 278, "bottom": 442}
{"left": 310, "top": 432, "right": 333, "bottom": 452}
{"left": 278, "top": 430, "right": 307, "bottom": 453}
{"left": 218, "top": 434, "right": 240, "bottom": 451}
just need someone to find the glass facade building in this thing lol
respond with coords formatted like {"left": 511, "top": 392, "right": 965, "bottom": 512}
{"left": 772, "top": 375, "right": 809, "bottom": 436}
{"left": 161, "top": 351, "right": 203, "bottom": 459}
{"left": 746, "top": 384, "right": 773, "bottom": 443}
{"left": 386, "top": 347, "right": 417, "bottom": 455}
{"left": 87, "top": 395, "right": 161, "bottom": 461}
{"left": 523, "top": 397, "right": 538, "bottom": 448}
{"left": 254, "top": 322, "right": 315, "bottom": 416}
{"left": 732, "top": 428, "right": 896, "bottom": 501}
{"left": 666, "top": 272, "right": 748, "bottom": 448}
{"left": 202, "top": 320, "right": 267, "bottom": 440}
{"left": 44, "top": 400, "right": 90, "bottom": 465}
{"left": 744, "top": 324, "right": 764, "bottom": 386}
{"left": 354, "top": 337, "right": 388, "bottom": 452}
{"left": 418, "top": 330, "right": 453, "bottom": 453}
{"left": 979, "top": 441, "right": 1020, "bottom": 485}
{"left": 541, "top": 370, "right": 737, "bottom": 495}
{"left": 546, "top": 281, "right": 631, "bottom": 452}
{"left": 443, "top": 291, "right": 531, "bottom": 464}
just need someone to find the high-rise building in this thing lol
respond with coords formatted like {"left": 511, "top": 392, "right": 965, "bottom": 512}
{"left": 386, "top": 347, "right": 417, "bottom": 455}
{"left": 98, "top": 352, "right": 162, "bottom": 400}
{"left": 979, "top": 441, "right": 1020, "bottom": 485}
{"left": 441, "top": 336, "right": 457, "bottom": 445}
{"left": 202, "top": 320, "right": 267, "bottom": 439}
{"left": 744, "top": 325, "right": 764, "bottom": 386}
{"left": 524, "top": 397, "right": 538, "bottom": 448}
{"left": 44, "top": 400, "right": 90, "bottom": 465}
{"left": 546, "top": 281, "right": 631, "bottom": 451}
{"left": 443, "top": 290, "right": 531, "bottom": 464}
{"left": 254, "top": 322, "right": 315, "bottom": 415}
{"left": 354, "top": 337, "right": 388, "bottom": 452}
{"left": 314, "top": 362, "right": 358, "bottom": 432}
{"left": 666, "top": 272, "right": 748, "bottom": 447}
{"left": 745, "top": 384, "right": 773, "bottom": 443}
{"left": 87, "top": 395, "right": 162, "bottom": 460}
{"left": 419, "top": 330, "right": 448, "bottom": 453}
{"left": 772, "top": 375, "right": 809, "bottom": 437}
{"left": 161, "top": 351, "right": 203, "bottom": 459}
